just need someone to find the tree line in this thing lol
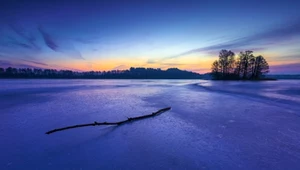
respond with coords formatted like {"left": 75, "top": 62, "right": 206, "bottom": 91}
{"left": 0, "top": 67, "right": 202, "bottom": 79}
{"left": 211, "top": 50, "right": 269, "bottom": 80}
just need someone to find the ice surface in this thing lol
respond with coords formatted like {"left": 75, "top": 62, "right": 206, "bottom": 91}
{"left": 0, "top": 79, "right": 300, "bottom": 170}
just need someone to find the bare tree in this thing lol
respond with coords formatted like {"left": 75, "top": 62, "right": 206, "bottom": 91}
{"left": 218, "top": 49, "right": 235, "bottom": 76}
{"left": 238, "top": 50, "right": 254, "bottom": 79}
{"left": 211, "top": 50, "right": 270, "bottom": 80}
{"left": 211, "top": 60, "right": 221, "bottom": 79}
{"left": 252, "top": 55, "right": 269, "bottom": 79}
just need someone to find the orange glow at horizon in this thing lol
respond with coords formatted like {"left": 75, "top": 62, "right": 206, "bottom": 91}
{"left": 45, "top": 51, "right": 295, "bottom": 74}
{"left": 50, "top": 54, "right": 216, "bottom": 73}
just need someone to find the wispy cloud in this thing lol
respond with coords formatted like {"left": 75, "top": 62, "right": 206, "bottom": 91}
{"left": 170, "top": 18, "right": 300, "bottom": 58}
{"left": 0, "top": 59, "right": 42, "bottom": 69}
{"left": 161, "top": 63, "right": 185, "bottom": 66}
{"left": 38, "top": 26, "right": 84, "bottom": 60}
{"left": 270, "top": 54, "right": 300, "bottom": 62}
{"left": 146, "top": 58, "right": 185, "bottom": 67}
{"left": 146, "top": 57, "right": 191, "bottom": 69}
{"left": 146, "top": 59, "right": 157, "bottom": 64}
{"left": 20, "top": 59, "right": 48, "bottom": 66}
{"left": 0, "top": 53, "right": 48, "bottom": 68}
{"left": 0, "top": 35, "right": 37, "bottom": 51}
{"left": 8, "top": 22, "right": 40, "bottom": 50}
{"left": 0, "top": 57, "right": 84, "bottom": 71}
{"left": 112, "top": 65, "right": 128, "bottom": 70}
{"left": 271, "top": 63, "right": 300, "bottom": 74}
{"left": 38, "top": 26, "right": 58, "bottom": 50}
{"left": 186, "top": 68, "right": 210, "bottom": 73}
{"left": 11, "top": 41, "right": 33, "bottom": 49}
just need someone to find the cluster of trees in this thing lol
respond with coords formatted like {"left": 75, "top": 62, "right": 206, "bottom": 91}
{"left": 0, "top": 67, "right": 202, "bottom": 79}
{"left": 211, "top": 50, "right": 269, "bottom": 80}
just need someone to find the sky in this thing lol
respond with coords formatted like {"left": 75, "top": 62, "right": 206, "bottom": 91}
{"left": 0, "top": 0, "right": 300, "bottom": 74}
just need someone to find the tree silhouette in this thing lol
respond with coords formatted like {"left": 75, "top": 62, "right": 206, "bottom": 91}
{"left": 251, "top": 55, "right": 269, "bottom": 79}
{"left": 211, "top": 50, "right": 269, "bottom": 80}
{"left": 0, "top": 67, "right": 202, "bottom": 79}
{"left": 211, "top": 50, "right": 236, "bottom": 79}
{"left": 219, "top": 49, "right": 235, "bottom": 77}
{"left": 238, "top": 50, "right": 255, "bottom": 79}
{"left": 211, "top": 60, "right": 221, "bottom": 79}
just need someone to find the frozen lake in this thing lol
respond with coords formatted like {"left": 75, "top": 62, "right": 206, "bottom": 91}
{"left": 1, "top": 79, "right": 300, "bottom": 170}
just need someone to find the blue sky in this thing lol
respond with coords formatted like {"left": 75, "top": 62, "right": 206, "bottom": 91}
{"left": 0, "top": 0, "right": 300, "bottom": 73}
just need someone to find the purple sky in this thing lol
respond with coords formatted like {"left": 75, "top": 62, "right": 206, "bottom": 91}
{"left": 0, "top": 0, "right": 300, "bottom": 74}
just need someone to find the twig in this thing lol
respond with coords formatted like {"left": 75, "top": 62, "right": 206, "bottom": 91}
{"left": 46, "top": 107, "right": 171, "bottom": 134}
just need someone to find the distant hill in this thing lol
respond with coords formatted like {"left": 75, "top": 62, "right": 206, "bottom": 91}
{"left": 0, "top": 67, "right": 202, "bottom": 79}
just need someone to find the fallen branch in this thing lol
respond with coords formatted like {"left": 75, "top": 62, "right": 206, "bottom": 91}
{"left": 46, "top": 107, "right": 171, "bottom": 134}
